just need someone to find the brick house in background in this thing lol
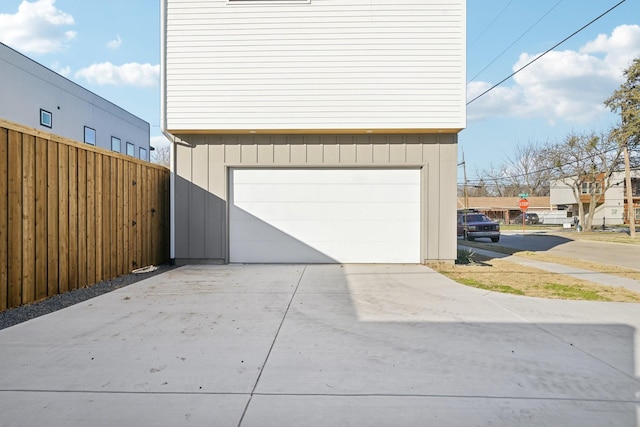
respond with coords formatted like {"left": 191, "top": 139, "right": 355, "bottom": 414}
{"left": 161, "top": 0, "right": 466, "bottom": 264}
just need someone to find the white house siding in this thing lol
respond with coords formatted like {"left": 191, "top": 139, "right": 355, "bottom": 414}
{"left": 163, "top": 0, "right": 466, "bottom": 132}
{"left": 0, "top": 43, "right": 150, "bottom": 155}
{"left": 172, "top": 133, "right": 458, "bottom": 264}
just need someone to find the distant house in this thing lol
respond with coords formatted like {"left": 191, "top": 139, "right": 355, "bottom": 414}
{"left": 0, "top": 42, "right": 150, "bottom": 160}
{"left": 457, "top": 196, "right": 553, "bottom": 223}
{"left": 161, "top": 0, "right": 466, "bottom": 264}
{"left": 550, "top": 172, "right": 640, "bottom": 226}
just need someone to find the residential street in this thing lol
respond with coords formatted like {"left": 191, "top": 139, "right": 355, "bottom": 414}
{"left": 498, "top": 232, "right": 640, "bottom": 270}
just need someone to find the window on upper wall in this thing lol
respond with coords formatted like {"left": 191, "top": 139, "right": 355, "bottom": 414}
{"left": 84, "top": 127, "right": 96, "bottom": 145}
{"left": 111, "top": 136, "right": 121, "bottom": 152}
{"left": 126, "top": 142, "right": 135, "bottom": 157}
{"left": 139, "top": 147, "right": 148, "bottom": 161}
{"left": 40, "top": 109, "right": 52, "bottom": 128}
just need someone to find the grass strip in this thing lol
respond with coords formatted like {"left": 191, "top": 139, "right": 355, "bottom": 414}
{"left": 433, "top": 258, "right": 640, "bottom": 303}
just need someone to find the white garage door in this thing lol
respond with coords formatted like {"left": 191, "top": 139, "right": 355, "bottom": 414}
{"left": 229, "top": 168, "right": 421, "bottom": 263}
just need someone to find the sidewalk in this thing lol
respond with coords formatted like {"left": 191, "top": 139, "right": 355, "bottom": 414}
{"left": 461, "top": 244, "right": 640, "bottom": 293}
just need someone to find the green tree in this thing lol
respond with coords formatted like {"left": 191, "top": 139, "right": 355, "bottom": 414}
{"left": 605, "top": 58, "right": 640, "bottom": 147}
{"left": 605, "top": 57, "right": 640, "bottom": 236}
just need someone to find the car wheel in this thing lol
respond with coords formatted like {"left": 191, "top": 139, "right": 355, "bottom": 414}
{"left": 491, "top": 237, "right": 500, "bottom": 243}
{"left": 465, "top": 232, "right": 474, "bottom": 241}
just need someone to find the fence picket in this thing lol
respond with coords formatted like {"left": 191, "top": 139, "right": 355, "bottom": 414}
{"left": 0, "top": 128, "right": 8, "bottom": 310}
{"left": 21, "top": 134, "right": 36, "bottom": 304}
{"left": 0, "top": 119, "right": 170, "bottom": 311}
{"left": 8, "top": 130, "right": 23, "bottom": 308}
{"left": 35, "top": 138, "right": 48, "bottom": 300}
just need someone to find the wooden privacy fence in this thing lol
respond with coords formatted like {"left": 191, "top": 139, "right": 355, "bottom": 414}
{"left": 0, "top": 119, "right": 170, "bottom": 311}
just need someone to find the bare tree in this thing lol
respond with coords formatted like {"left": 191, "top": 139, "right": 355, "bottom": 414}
{"left": 506, "top": 142, "right": 552, "bottom": 196}
{"left": 151, "top": 144, "right": 171, "bottom": 167}
{"left": 547, "top": 130, "right": 624, "bottom": 230}
{"left": 475, "top": 140, "right": 552, "bottom": 197}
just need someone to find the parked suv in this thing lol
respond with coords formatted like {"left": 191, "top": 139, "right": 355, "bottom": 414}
{"left": 457, "top": 213, "right": 500, "bottom": 242}
{"left": 512, "top": 212, "right": 539, "bottom": 225}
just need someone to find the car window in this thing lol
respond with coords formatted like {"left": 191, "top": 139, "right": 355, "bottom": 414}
{"left": 466, "top": 214, "right": 491, "bottom": 222}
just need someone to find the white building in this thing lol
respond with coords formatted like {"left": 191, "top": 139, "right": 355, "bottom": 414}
{"left": 550, "top": 172, "right": 640, "bottom": 226}
{"left": 0, "top": 42, "right": 150, "bottom": 160}
{"left": 162, "top": 0, "right": 466, "bottom": 264}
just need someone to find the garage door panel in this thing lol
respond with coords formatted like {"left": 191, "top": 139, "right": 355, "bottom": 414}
{"left": 233, "top": 168, "right": 418, "bottom": 185}
{"left": 230, "top": 168, "right": 420, "bottom": 263}
{"left": 233, "top": 184, "right": 420, "bottom": 204}
{"left": 230, "top": 240, "right": 337, "bottom": 264}
{"left": 234, "top": 202, "right": 420, "bottom": 222}
{"left": 236, "top": 220, "right": 418, "bottom": 243}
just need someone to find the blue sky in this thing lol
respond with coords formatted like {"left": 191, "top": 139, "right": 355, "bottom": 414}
{"left": 1, "top": 0, "right": 639, "bottom": 177}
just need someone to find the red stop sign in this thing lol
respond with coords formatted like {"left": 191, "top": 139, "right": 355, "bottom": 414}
{"left": 519, "top": 198, "right": 530, "bottom": 211}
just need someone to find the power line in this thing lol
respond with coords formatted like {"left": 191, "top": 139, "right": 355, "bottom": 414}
{"left": 467, "top": 0, "right": 627, "bottom": 105}
{"left": 459, "top": 143, "right": 632, "bottom": 185}
{"left": 468, "top": 0, "right": 564, "bottom": 83}
{"left": 468, "top": 0, "right": 514, "bottom": 49}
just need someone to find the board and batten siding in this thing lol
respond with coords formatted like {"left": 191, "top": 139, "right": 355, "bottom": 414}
{"left": 162, "top": 0, "right": 466, "bottom": 132}
{"left": 172, "top": 133, "right": 457, "bottom": 264}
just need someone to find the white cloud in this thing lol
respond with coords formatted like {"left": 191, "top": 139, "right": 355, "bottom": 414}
{"left": 468, "top": 24, "right": 640, "bottom": 124}
{"left": 151, "top": 134, "right": 172, "bottom": 148}
{"left": 75, "top": 62, "right": 160, "bottom": 87}
{"left": 107, "top": 34, "right": 122, "bottom": 50}
{"left": 0, "top": 0, "right": 76, "bottom": 54}
{"left": 50, "top": 60, "right": 70, "bottom": 77}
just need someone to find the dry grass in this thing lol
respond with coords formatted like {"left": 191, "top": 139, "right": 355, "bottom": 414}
{"left": 433, "top": 258, "right": 640, "bottom": 303}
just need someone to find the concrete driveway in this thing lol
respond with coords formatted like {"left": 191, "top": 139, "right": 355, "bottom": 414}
{"left": 0, "top": 264, "right": 639, "bottom": 426}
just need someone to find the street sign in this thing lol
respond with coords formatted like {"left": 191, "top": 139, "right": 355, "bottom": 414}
{"left": 518, "top": 193, "right": 529, "bottom": 199}
{"left": 518, "top": 198, "right": 530, "bottom": 211}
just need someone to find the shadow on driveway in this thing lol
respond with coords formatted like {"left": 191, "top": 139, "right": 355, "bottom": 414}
{"left": 0, "top": 264, "right": 637, "bottom": 426}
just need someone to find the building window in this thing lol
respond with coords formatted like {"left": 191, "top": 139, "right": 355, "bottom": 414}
{"left": 126, "top": 142, "right": 135, "bottom": 157}
{"left": 629, "top": 178, "right": 640, "bottom": 196}
{"left": 111, "top": 136, "right": 121, "bottom": 152}
{"left": 580, "top": 182, "right": 602, "bottom": 195}
{"left": 139, "top": 147, "right": 148, "bottom": 161}
{"left": 84, "top": 127, "right": 96, "bottom": 145}
{"left": 40, "top": 109, "right": 52, "bottom": 128}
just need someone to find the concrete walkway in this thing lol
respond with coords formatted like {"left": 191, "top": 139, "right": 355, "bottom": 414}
{"left": 0, "top": 264, "right": 639, "bottom": 426}
{"left": 463, "top": 244, "right": 640, "bottom": 293}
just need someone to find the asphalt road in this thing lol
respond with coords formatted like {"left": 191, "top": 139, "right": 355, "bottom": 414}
{"left": 497, "top": 232, "right": 640, "bottom": 270}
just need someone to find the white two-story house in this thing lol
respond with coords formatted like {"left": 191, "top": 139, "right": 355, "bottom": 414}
{"left": 161, "top": 0, "right": 466, "bottom": 264}
{"left": 550, "top": 172, "right": 640, "bottom": 227}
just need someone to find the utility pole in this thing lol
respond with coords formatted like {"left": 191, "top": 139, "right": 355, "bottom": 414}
{"left": 458, "top": 152, "right": 469, "bottom": 238}
{"left": 624, "top": 143, "right": 636, "bottom": 238}
{"left": 462, "top": 151, "right": 469, "bottom": 214}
